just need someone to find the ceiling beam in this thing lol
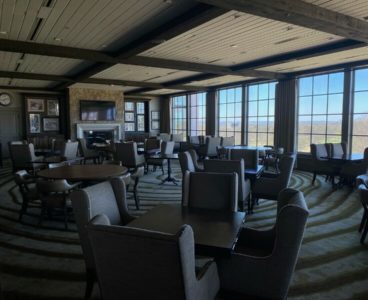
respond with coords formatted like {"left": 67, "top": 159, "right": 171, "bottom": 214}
{"left": 0, "top": 70, "right": 205, "bottom": 92}
{"left": 197, "top": 0, "right": 368, "bottom": 43}
{"left": 0, "top": 85, "right": 60, "bottom": 93}
{"left": 0, "top": 38, "right": 282, "bottom": 80}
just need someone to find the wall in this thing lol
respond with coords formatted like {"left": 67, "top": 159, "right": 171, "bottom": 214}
{"left": 68, "top": 87, "right": 124, "bottom": 140}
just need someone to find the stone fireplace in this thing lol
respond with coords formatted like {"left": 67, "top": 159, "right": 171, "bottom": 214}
{"left": 76, "top": 123, "right": 122, "bottom": 143}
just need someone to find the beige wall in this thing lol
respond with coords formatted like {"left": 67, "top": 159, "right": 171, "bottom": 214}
{"left": 68, "top": 87, "right": 124, "bottom": 140}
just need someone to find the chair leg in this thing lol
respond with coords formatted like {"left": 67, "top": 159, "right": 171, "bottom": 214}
{"left": 64, "top": 205, "right": 68, "bottom": 230}
{"left": 133, "top": 177, "right": 140, "bottom": 210}
{"left": 19, "top": 198, "right": 29, "bottom": 221}
{"left": 360, "top": 221, "right": 368, "bottom": 244}
{"left": 312, "top": 172, "right": 317, "bottom": 185}
{"left": 359, "top": 211, "right": 367, "bottom": 232}
{"left": 85, "top": 268, "right": 95, "bottom": 300}
{"left": 161, "top": 166, "right": 164, "bottom": 175}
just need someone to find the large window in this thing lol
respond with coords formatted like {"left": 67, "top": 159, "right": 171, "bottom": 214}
{"left": 189, "top": 92, "right": 206, "bottom": 136}
{"left": 218, "top": 86, "right": 242, "bottom": 144}
{"left": 297, "top": 72, "right": 344, "bottom": 152}
{"left": 171, "top": 95, "right": 187, "bottom": 136}
{"left": 247, "top": 82, "right": 276, "bottom": 146}
{"left": 352, "top": 68, "right": 368, "bottom": 153}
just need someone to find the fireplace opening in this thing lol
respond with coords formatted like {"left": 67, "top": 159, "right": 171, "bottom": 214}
{"left": 83, "top": 130, "right": 114, "bottom": 147}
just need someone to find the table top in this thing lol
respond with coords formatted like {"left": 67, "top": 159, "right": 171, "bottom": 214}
{"left": 322, "top": 153, "right": 364, "bottom": 161}
{"left": 224, "top": 145, "right": 272, "bottom": 151}
{"left": 127, "top": 204, "right": 246, "bottom": 257}
{"left": 37, "top": 164, "right": 128, "bottom": 181}
{"left": 244, "top": 164, "right": 264, "bottom": 175}
{"left": 148, "top": 153, "right": 179, "bottom": 160}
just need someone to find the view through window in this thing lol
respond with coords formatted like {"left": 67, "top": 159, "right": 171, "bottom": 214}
{"left": 189, "top": 92, "right": 206, "bottom": 136}
{"left": 171, "top": 95, "right": 187, "bottom": 136}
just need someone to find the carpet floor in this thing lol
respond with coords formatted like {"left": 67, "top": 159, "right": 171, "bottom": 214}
{"left": 0, "top": 160, "right": 367, "bottom": 300}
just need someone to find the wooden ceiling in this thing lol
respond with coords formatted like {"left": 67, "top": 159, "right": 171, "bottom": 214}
{"left": 0, "top": 0, "right": 368, "bottom": 95}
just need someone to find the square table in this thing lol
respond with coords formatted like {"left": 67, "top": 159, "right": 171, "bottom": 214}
{"left": 127, "top": 203, "right": 246, "bottom": 257}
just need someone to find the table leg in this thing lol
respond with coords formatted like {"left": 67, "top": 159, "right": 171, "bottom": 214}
{"left": 159, "top": 158, "right": 178, "bottom": 185}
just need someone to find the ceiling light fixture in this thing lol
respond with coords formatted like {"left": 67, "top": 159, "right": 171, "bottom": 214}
{"left": 0, "top": 31, "right": 7, "bottom": 35}
{"left": 54, "top": 37, "right": 62, "bottom": 42}
{"left": 230, "top": 44, "right": 238, "bottom": 48}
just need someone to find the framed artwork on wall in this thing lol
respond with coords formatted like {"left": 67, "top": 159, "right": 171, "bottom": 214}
{"left": 27, "top": 99, "right": 45, "bottom": 112}
{"left": 124, "top": 123, "right": 135, "bottom": 132}
{"left": 151, "top": 111, "right": 159, "bottom": 120}
{"left": 125, "top": 112, "right": 135, "bottom": 122}
{"left": 125, "top": 102, "right": 134, "bottom": 111}
{"left": 152, "top": 120, "right": 160, "bottom": 130}
{"left": 43, "top": 118, "right": 59, "bottom": 131}
{"left": 29, "top": 114, "right": 41, "bottom": 133}
{"left": 47, "top": 99, "right": 59, "bottom": 116}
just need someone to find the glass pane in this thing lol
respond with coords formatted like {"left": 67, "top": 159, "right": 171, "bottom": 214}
{"left": 314, "top": 74, "right": 328, "bottom": 94}
{"left": 234, "top": 118, "right": 242, "bottom": 131}
{"left": 312, "top": 115, "right": 326, "bottom": 134}
{"left": 248, "top": 117, "right": 257, "bottom": 132}
{"left": 235, "top": 132, "right": 242, "bottom": 145}
{"left": 248, "top": 102, "right": 257, "bottom": 116}
{"left": 268, "top": 117, "right": 275, "bottom": 133}
{"left": 258, "top": 83, "right": 269, "bottom": 100}
{"left": 227, "top": 103, "right": 235, "bottom": 117}
{"left": 299, "top": 96, "right": 312, "bottom": 115}
{"left": 353, "top": 114, "right": 368, "bottom": 135}
{"left": 297, "top": 134, "right": 311, "bottom": 152}
{"left": 328, "top": 72, "right": 344, "bottom": 94}
{"left": 327, "top": 115, "right": 342, "bottom": 134}
{"left": 227, "top": 88, "right": 235, "bottom": 102}
{"left": 298, "top": 116, "right": 311, "bottom": 134}
{"left": 328, "top": 94, "right": 343, "bottom": 114}
{"left": 248, "top": 85, "right": 258, "bottom": 101}
{"left": 219, "top": 104, "right": 227, "bottom": 118}
{"left": 248, "top": 133, "right": 257, "bottom": 146}
{"left": 326, "top": 135, "right": 341, "bottom": 144}
{"left": 354, "top": 69, "right": 368, "bottom": 92}
{"left": 219, "top": 90, "right": 227, "bottom": 103}
{"left": 352, "top": 136, "right": 368, "bottom": 153}
{"left": 235, "top": 102, "right": 242, "bottom": 117}
{"left": 219, "top": 119, "right": 227, "bottom": 131}
{"left": 268, "top": 99, "right": 275, "bottom": 116}
{"left": 354, "top": 91, "right": 368, "bottom": 113}
{"left": 311, "top": 134, "right": 326, "bottom": 144}
{"left": 235, "top": 87, "right": 242, "bottom": 102}
{"left": 257, "top": 117, "right": 268, "bottom": 132}
{"left": 269, "top": 82, "right": 276, "bottom": 99}
{"left": 258, "top": 100, "right": 268, "bottom": 116}
{"left": 299, "top": 77, "right": 313, "bottom": 96}
{"left": 227, "top": 119, "right": 234, "bottom": 131}
{"left": 267, "top": 133, "right": 274, "bottom": 146}
{"left": 313, "top": 95, "right": 327, "bottom": 114}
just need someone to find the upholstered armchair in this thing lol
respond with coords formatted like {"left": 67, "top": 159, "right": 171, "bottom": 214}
{"left": 230, "top": 148, "right": 259, "bottom": 169}
{"left": 146, "top": 141, "right": 175, "bottom": 174}
{"left": 340, "top": 147, "right": 368, "bottom": 184}
{"left": 264, "top": 147, "right": 284, "bottom": 173}
{"left": 78, "top": 138, "right": 100, "bottom": 164}
{"left": 71, "top": 178, "right": 135, "bottom": 300}
{"left": 87, "top": 218, "right": 220, "bottom": 300}
{"left": 8, "top": 142, "right": 45, "bottom": 172}
{"left": 114, "top": 142, "right": 145, "bottom": 169}
{"left": 310, "top": 143, "right": 339, "bottom": 185}
{"left": 158, "top": 132, "right": 171, "bottom": 142}
{"left": 217, "top": 188, "right": 309, "bottom": 300}
{"left": 326, "top": 142, "right": 347, "bottom": 157}
{"left": 198, "top": 136, "right": 221, "bottom": 159}
{"left": 14, "top": 170, "right": 39, "bottom": 221}
{"left": 204, "top": 159, "right": 251, "bottom": 212}
{"left": 251, "top": 154, "right": 296, "bottom": 211}
{"left": 179, "top": 149, "right": 203, "bottom": 176}
{"left": 171, "top": 133, "right": 184, "bottom": 152}
{"left": 144, "top": 138, "right": 161, "bottom": 155}
{"left": 182, "top": 171, "right": 238, "bottom": 212}
{"left": 357, "top": 174, "right": 368, "bottom": 244}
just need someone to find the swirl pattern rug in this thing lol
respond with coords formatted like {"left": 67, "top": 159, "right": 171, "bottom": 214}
{"left": 0, "top": 160, "right": 367, "bottom": 300}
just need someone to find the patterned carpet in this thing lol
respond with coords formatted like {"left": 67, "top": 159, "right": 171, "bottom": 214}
{"left": 0, "top": 160, "right": 367, "bottom": 300}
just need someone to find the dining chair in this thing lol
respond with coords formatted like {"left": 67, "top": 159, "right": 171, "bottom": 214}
{"left": 217, "top": 188, "right": 309, "bottom": 300}
{"left": 171, "top": 133, "right": 184, "bottom": 152}
{"left": 14, "top": 170, "right": 39, "bottom": 221}
{"left": 198, "top": 136, "right": 222, "bottom": 159}
{"left": 144, "top": 138, "right": 161, "bottom": 155}
{"left": 264, "top": 147, "right": 284, "bottom": 173}
{"left": 251, "top": 154, "right": 296, "bottom": 212}
{"left": 340, "top": 147, "right": 368, "bottom": 185}
{"left": 158, "top": 132, "right": 171, "bottom": 142}
{"left": 71, "top": 178, "right": 135, "bottom": 300}
{"left": 182, "top": 171, "right": 238, "bottom": 212}
{"left": 230, "top": 148, "right": 259, "bottom": 169}
{"left": 86, "top": 217, "right": 220, "bottom": 300}
{"left": 78, "top": 138, "right": 100, "bottom": 164}
{"left": 146, "top": 141, "right": 175, "bottom": 174}
{"left": 204, "top": 159, "right": 251, "bottom": 212}
{"left": 179, "top": 149, "right": 203, "bottom": 176}
{"left": 326, "top": 142, "right": 347, "bottom": 157}
{"left": 114, "top": 142, "right": 145, "bottom": 169}
{"left": 8, "top": 142, "right": 45, "bottom": 173}
{"left": 356, "top": 174, "right": 368, "bottom": 244}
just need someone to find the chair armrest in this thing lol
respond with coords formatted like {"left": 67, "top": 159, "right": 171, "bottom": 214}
{"left": 196, "top": 257, "right": 216, "bottom": 280}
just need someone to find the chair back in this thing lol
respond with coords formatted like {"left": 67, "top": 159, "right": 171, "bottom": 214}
{"left": 14, "top": 170, "right": 33, "bottom": 195}
{"left": 171, "top": 133, "right": 183, "bottom": 142}
{"left": 114, "top": 142, "right": 143, "bottom": 168}
{"left": 158, "top": 133, "right": 171, "bottom": 142}
{"left": 230, "top": 149, "right": 259, "bottom": 169}
{"left": 310, "top": 143, "right": 328, "bottom": 161}
{"left": 145, "top": 138, "right": 161, "bottom": 152}
{"left": 71, "top": 178, "right": 133, "bottom": 271}
{"left": 182, "top": 171, "right": 238, "bottom": 212}
{"left": 78, "top": 138, "right": 89, "bottom": 156}
{"left": 179, "top": 151, "right": 196, "bottom": 175}
{"left": 87, "top": 219, "right": 196, "bottom": 300}
{"left": 189, "top": 136, "right": 200, "bottom": 144}
{"left": 161, "top": 141, "right": 175, "bottom": 155}
{"left": 206, "top": 136, "right": 222, "bottom": 157}
{"left": 62, "top": 141, "right": 79, "bottom": 160}
{"left": 221, "top": 136, "right": 235, "bottom": 147}
{"left": 204, "top": 159, "right": 246, "bottom": 204}
{"left": 8, "top": 143, "right": 33, "bottom": 170}
{"left": 278, "top": 154, "right": 296, "bottom": 187}
{"left": 51, "top": 139, "right": 66, "bottom": 155}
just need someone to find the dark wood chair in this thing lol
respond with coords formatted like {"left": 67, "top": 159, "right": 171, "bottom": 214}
{"left": 357, "top": 175, "right": 368, "bottom": 244}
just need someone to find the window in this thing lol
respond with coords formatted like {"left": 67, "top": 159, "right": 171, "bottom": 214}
{"left": 171, "top": 95, "right": 187, "bottom": 136}
{"left": 297, "top": 72, "right": 344, "bottom": 152}
{"left": 247, "top": 82, "right": 276, "bottom": 146}
{"left": 218, "top": 86, "right": 242, "bottom": 144}
{"left": 189, "top": 92, "right": 206, "bottom": 136}
{"left": 352, "top": 68, "right": 368, "bottom": 153}
{"left": 124, "top": 101, "right": 147, "bottom": 132}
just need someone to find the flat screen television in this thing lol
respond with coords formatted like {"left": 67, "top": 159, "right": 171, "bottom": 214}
{"left": 80, "top": 100, "right": 116, "bottom": 121}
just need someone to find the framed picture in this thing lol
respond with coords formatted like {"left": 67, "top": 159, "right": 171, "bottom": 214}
{"left": 125, "top": 102, "right": 134, "bottom": 111}
{"left": 137, "top": 115, "right": 145, "bottom": 131}
{"left": 29, "top": 114, "right": 41, "bottom": 133}
{"left": 124, "top": 123, "right": 135, "bottom": 132}
{"left": 152, "top": 120, "right": 160, "bottom": 130}
{"left": 151, "top": 111, "right": 159, "bottom": 120}
{"left": 47, "top": 99, "right": 59, "bottom": 116}
{"left": 27, "top": 98, "right": 44, "bottom": 112}
{"left": 43, "top": 118, "right": 59, "bottom": 131}
{"left": 125, "top": 112, "right": 135, "bottom": 122}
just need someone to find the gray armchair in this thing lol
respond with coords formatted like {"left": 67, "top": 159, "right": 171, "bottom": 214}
{"left": 171, "top": 133, "right": 184, "bottom": 152}
{"left": 356, "top": 174, "right": 368, "bottom": 244}
{"left": 217, "top": 188, "right": 309, "bottom": 300}
{"left": 71, "top": 178, "right": 134, "bottom": 300}
{"left": 8, "top": 142, "right": 45, "bottom": 172}
{"left": 204, "top": 159, "right": 250, "bottom": 212}
{"left": 230, "top": 148, "right": 259, "bottom": 169}
{"left": 326, "top": 142, "right": 347, "bottom": 157}
{"left": 87, "top": 218, "right": 220, "bottom": 300}
{"left": 179, "top": 149, "right": 203, "bottom": 176}
{"left": 78, "top": 138, "right": 100, "bottom": 164}
{"left": 182, "top": 171, "right": 238, "bottom": 212}
{"left": 340, "top": 147, "right": 368, "bottom": 184}
{"left": 251, "top": 154, "right": 296, "bottom": 212}
{"left": 114, "top": 142, "right": 145, "bottom": 169}
{"left": 198, "top": 137, "right": 221, "bottom": 159}
{"left": 310, "top": 143, "right": 339, "bottom": 185}
{"left": 158, "top": 132, "right": 171, "bottom": 142}
{"left": 146, "top": 141, "right": 175, "bottom": 174}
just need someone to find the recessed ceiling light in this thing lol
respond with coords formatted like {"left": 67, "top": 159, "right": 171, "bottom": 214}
{"left": 286, "top": 26, "right": 294, "bottom": 31}
{"left": 240, "top": 51, "right": 247, "bottom": 54}
{"left": 101, "top": 44, "right": 107, "bottom": 48}
{"left": 110, "top": 84, "right": 114, "bottom": 87}
{"left": 54, "top": 37, "right": 62, "bottom": 41}
{"left": 233, "top": 13, "right": 241, "bottom": 19}
{"left": 230, "top": 44, "right": 238, "bottom": 48}
{"left": 0, "top": 31, "right": 7, "bottom": 35}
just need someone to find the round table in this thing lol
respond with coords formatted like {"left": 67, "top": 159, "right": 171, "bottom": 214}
{"left": 37, "top": 164, "right": 128, "bottom": 182}
{"left": 224, "top": 145, "right": 272, "bottom": 151}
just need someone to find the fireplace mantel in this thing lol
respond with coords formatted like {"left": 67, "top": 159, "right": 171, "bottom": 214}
{"left": 76, "top": 123, "right": 122, "bottom": 140}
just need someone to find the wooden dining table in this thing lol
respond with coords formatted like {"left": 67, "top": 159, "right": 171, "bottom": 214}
{"left": 127, "top": 203, "right": 246, "bottom": 257}
{"left": 37, "top": 164, "right": 128, "bottom": 182}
